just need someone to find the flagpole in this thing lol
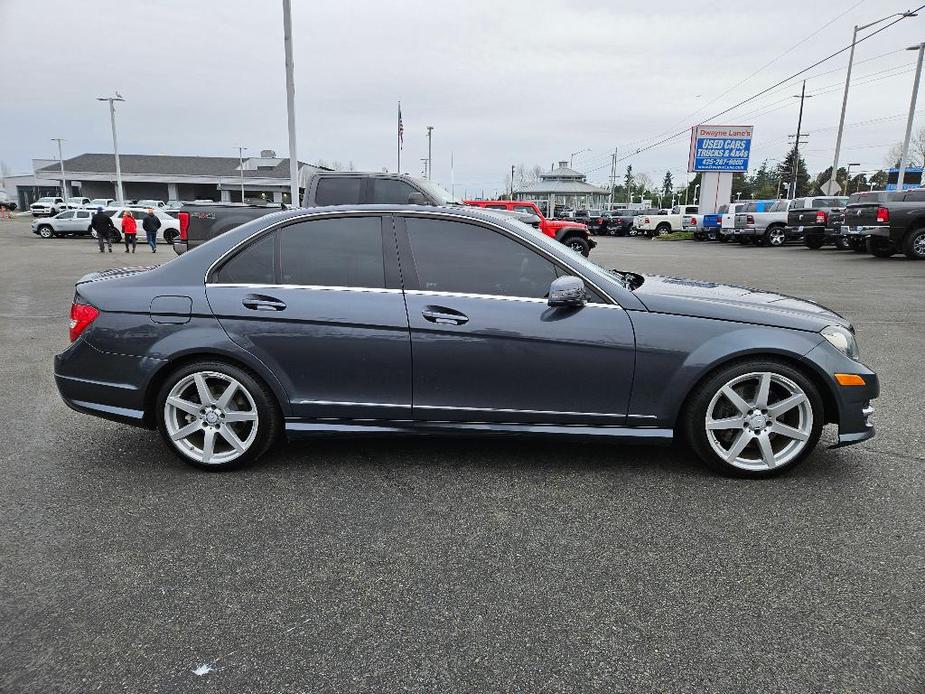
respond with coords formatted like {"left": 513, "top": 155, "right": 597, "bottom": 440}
{"left": 397, "top": 101, "right": 401, "bottom": 173}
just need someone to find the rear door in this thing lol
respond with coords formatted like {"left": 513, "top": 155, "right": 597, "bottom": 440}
{"left": 206, "top": 213, "right": 412, "bottom": 420}
{"left": 74, "top": 210, "right": 92, "bottom": 233}
{"left": 396, "top": 214, "right": 635, "bottom": 424}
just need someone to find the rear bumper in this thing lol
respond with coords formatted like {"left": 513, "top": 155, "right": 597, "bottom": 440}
{"left": 54, "top": 338, "right": 164, "bottom": 428}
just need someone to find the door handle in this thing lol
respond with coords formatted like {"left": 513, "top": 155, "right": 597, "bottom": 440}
{"left": 242, "top": 294, "right": 287, "bottom": 311}
{"left": 422, "top": 305, "right": 469, "bottom": 325}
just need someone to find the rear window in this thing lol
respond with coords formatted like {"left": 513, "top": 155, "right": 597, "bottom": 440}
{"left": 314, "top": 177, "right": 363, "bottom": 206}
{"left": 811, "top": 198, "right": 840, "bottom": 208}
{"left": 716, "top": 204, "right": 729, "bottom": 214}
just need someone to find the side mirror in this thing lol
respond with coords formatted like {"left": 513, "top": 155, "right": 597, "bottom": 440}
{"left": 548, "top": 276, "right": 586, "bottom": 308}
{"left": 407, "top": 192, "right": 428, "bottom": 205}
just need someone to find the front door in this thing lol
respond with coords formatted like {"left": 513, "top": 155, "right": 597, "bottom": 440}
{"left": 396, "top": 215, "right": 635, "bottom": 425}
{"left": 206, "top": 214, "right": 411, "bottom": 421}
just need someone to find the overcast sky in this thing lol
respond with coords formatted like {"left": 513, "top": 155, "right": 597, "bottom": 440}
{"left": 2, "top": 0, "right": 924, "bottom": 196}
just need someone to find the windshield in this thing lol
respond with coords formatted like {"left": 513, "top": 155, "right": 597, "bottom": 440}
{"left": 411, "top": 177, "right": 462, "bottom": 205}
{"left": 37, "top": 197, "right": 56, "bottom": 203}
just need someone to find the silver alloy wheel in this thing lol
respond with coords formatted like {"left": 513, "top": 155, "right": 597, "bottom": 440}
{"left": 769, "top": 228, "right": 785, "bottom": 246}
{"left": 914, "top": 232, "right": 925, "bottom": 257}
{"left": 38, "top": 226, "right": 53, "bottom": 238}
{"left": 705, "top": 371, "right": 813, "bottom": 471}
{"left": 163, "top": 371, "right": 259, "bottom": 465}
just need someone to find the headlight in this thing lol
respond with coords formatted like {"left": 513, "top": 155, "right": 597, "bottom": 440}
{"left": 821, "top": 325, "right": 859, "bottom": 361}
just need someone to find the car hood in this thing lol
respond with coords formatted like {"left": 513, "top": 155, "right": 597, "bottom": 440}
{"left": 631, "top": 274, "right": 849, "bottom": 332}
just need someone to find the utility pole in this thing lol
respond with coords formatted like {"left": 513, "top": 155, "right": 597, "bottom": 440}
{"left": 830, "top": 12, "right": 917, "bottom": 194}
{"left": 96, "top": 93, "right": 125, "bottom": 204}
{"left": 426, "top": 125, "right": 434, "bottom": 180}
{"left": 282, "top": 0, "right": 299, "bottom": 205}
{"left": 608, "top": 148, "right": 617, "bottom": 209}
{"left": 789, "top": 81, "right": 809, "bottom": 199}
{"left": 51, "top": 138, "right": 67, "bottom": 200}
{"left": 897, "top": 41, "right": 925, "bottom": 189}
{"left": 237, "top": 145, "right": 247, "bottom": 202}
{"left": 510, "top": 164, "right": 515, "bottom": 200}
{"left": 450, "top": 151, "right": 455, "bottom": 199}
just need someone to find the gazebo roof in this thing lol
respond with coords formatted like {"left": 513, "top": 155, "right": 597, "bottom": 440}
{"left": 540, "top": 163, "right": 585, "bottom": 181}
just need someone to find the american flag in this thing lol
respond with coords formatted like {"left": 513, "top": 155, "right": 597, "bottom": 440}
{"left": 398, "top": 103, "right": 404, "bottom": 148}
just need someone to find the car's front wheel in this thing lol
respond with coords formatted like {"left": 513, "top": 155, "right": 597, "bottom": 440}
{"left": 563, "top": 235, "right": 590, "bottom": 256}
{"left": 156, "top": 361, "right": 280, "bottom": 470}
{"left": 684, "top": 360, "right": 823, "bottom": 477}
{"left": 37, "top": 225, "right": 54, "bottom": 239}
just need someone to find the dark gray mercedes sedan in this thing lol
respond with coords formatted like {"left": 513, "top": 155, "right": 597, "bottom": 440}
{"left": 55, "top": 205, "right": 878, "bottom": 477}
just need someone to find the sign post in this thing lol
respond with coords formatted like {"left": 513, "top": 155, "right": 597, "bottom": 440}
{"left": 688, "top": 125, "right": 753, "bottom": 214}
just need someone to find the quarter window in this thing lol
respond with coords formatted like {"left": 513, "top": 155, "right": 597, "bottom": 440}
{"left": 279, "top": 217, "right": 384, "bottom": 288}
{"left": 213, "top": 232, "right": 277, "bottom": 285}
{"left": 404, "top": 217, "right": 557, "bottom": 299}
{"left": 314, "top": 177, "right": 363, "bottom": 206}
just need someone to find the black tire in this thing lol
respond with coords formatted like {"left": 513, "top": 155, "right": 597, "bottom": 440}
{"left": 163, "top": 229, "right": 179, "bottom": 244}
{"left": 903, "top": 228, "right": 925, "bottom": 259}
{"left": 563, "top": 235, "right": 590, "bottom": 256}
{"left": 155, "top": 360, "right": 281, "bottom": 471}
{"left": 804, "top": 236, "right": 825, "bottom": 250}
{"left": 866, "top": 237, "right": 896, "bottom": 258}
{"left": 37, "top": 225, "right": 54, "bottom": 239}
{"left": 683, "top": 359, "right": 824, "bottom": 478}
{"left": 718, "top": 234, "right": 729, "bottom": 243}
{"left": 766, "top": 226, "right": 786, "bottom": 247}
{"left": 655, "top": 223, "right": 671, "bottom": 237}
{"left": 834, "top": 236, "right": 851, "bottom": 251}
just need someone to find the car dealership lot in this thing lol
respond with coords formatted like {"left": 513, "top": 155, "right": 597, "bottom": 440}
{"left": 1, "top": 217, "right": 922, "bottom": 692}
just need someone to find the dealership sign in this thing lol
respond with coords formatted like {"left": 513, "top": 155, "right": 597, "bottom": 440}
{"left": 688, "top": 125, "right": 753, "bottom": 172}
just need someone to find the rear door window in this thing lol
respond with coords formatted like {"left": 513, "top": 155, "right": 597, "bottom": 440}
{"left": 76, "top": 211, "right": 90, "bottom": 219}
{"left": 279, "top": 216, "right": 385, "bottom": 288}
{"left": 314, "top": 177, "right": 363, "bottom": 206}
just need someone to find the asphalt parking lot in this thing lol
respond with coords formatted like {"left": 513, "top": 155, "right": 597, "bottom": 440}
{"left": 1, "top": 216, "right": 922, "bottom": 693}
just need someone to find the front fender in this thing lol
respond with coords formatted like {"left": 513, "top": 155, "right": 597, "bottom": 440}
{"left": 627, "top": 311, "right": 826, "bottom": 427}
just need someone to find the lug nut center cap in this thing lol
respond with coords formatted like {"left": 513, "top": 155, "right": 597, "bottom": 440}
{"left": 204, "top": 411, "right": 219, "bottom": 425}
{"left": 748, "top": 414, "right": 768, "bottom": 431}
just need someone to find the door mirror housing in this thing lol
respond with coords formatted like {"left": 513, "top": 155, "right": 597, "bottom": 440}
{"left": 547, "top": 276, "right": 586, "bottom": 308}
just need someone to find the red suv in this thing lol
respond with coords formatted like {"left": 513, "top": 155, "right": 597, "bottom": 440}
{"left": 465, "top": 200, "right": 594, "bottom": 256}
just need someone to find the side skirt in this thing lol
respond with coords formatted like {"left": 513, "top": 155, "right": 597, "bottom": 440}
{"left": 285, "top": 418, "right": 673, "bottom": 444}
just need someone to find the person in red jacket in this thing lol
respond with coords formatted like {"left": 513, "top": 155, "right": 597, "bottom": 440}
{"left": 121, "top": 210, "right": 138, "bottom": 253}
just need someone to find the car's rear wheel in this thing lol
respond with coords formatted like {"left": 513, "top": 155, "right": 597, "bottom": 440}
{"left": 684, "top": 360, "right": 823, "bottom": 477}
{"left": 163, "top": 229, "right": 179, "bottom": 244}
{"left": 656, "top": 223, "right": 671, "bottom": 236}
{"left": 903, "top": 228, "right": 925, "bottom": 259}
{"left": 564, "top": 235, "right": 590, "bottom": 256}
{"left": 866, "top": 237, "right": 896, "bottom": 258}
{"left": 156, "top": 361, "right": 280, "bottom": 470}
{"left": 767, "top": 227, "right": 786, "bottom": 246}
{"left": 37, "top": 225, "right": 54, "bottom": 239}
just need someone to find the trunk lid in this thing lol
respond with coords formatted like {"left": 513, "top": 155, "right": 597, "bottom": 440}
{"left": 76, "top": 266, "right": 158, "bottom": 285}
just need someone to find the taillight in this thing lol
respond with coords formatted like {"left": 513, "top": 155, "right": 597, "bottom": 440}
{"left": 747, "top": 214, "right": 755, "bottom": 224}
{"left": 876, "top": 207, "right": 890, "bottom": 224}
{"left": 69, "top": 300, "right": 99, "bottom": 342}
{"left": 815, "top": 210, "right": 827, "bottom": 224}
{"left": 689, "top": 216, "right": 696, "bottom": 225}
{"left": 178, "top": 211, "right": 189, "bottom": 240}
{"left": 644, "top": 217, "right": 650, "bottom": 224}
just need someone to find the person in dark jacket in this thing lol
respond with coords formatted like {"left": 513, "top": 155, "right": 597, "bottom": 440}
{"left": 91, "top": 207, "right": 117, "bottom": 253}
{"left": 142, "top": 209, "right": 161, "bottom": 253}
{"left": 121, "top": 210, "right": 138, "bottom": 253}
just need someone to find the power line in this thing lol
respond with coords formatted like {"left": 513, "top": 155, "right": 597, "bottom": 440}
{"left": 610, "top": 6, "right": 925, "bottom": 168}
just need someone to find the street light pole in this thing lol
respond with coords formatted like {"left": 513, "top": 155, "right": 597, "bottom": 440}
{"left": 96, "top": 94, "right": 125, "bottom": 204}
{"left": 426, "top": 126, "right": 434, "bottom": 180}
{"left": 282, "top": 0, "right": 299, "bottom": 205}
{"left": 51, "top": 138, "right": 67, "bottom": 200}
{"left": 237, "top": 146, "right": 247, "bottom": 202}
{"left": 830, "top": 11, "right": 917, "bottom": 194}
{"left": 897, "top": 42, "right": 925, "bottom": 189}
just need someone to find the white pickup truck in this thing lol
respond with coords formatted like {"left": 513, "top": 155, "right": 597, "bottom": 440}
{"left": 634, "top": 204, "right": 699, "bottom": 237}
{"left": 718, "top": 202, "right": 748, "bottom": 243}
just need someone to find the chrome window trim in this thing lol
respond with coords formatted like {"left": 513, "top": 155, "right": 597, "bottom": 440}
{"left": 404, "top": 289, "right": 624, "bottom": 309}
{"left": 203, "top": 208, "right": 620, "bottom": 306}
{"left": 207, "top": 282, "right": 403, "bottom": 295}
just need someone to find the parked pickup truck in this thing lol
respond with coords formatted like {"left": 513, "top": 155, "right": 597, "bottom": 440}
{"left": 786, "top": 196, "right": 848, "bottom": 249}
{"left": 832, "top": 191, "right": 899, "bottom": 252}
{"left": 680, "top": 213, "right": 704, "bottom": 234}
{"left": 733, "top": 199, "right": 794, "bottom": 246}
{"left": 720, "top": 200, "right": 775, "bottom": 243}
{"left": 692, "top": 205, "right": 728, "bottom": 241}
{"left": 603, "top": 210, "right": 637, "bottom": 236}
{"left": 175, "top": 172, "right": 590, "bottom": 255}
{"left": 840, "top": 187, "right": 925, "bottom": 259}
{"left": 465, "top": 199, "right": 594, "bottom": 255}
{"left": 634, "top": 205, "right": 698, "bottom": 237}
